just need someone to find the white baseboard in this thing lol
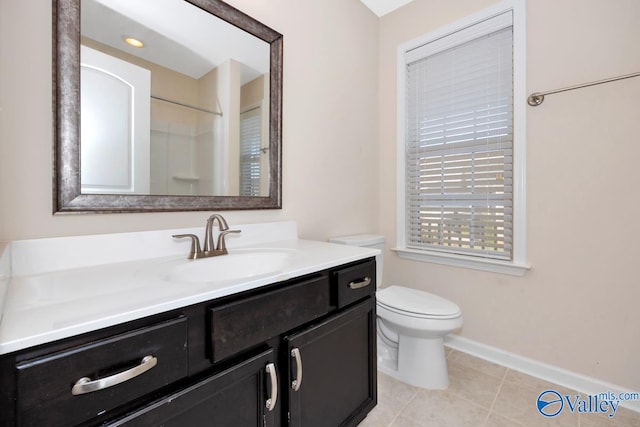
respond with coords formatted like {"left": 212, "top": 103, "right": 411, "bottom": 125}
{"left": 444, "top": 335, "right": 640, "bottom": 414}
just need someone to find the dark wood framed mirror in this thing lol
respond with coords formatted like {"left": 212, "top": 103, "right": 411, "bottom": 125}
{"left": 53, "top": 0, "right": 282, "bottom": 213}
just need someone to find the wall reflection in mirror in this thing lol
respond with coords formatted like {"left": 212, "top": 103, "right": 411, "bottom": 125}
{"left": 80, "top": 0, "right": 270, "bottom": 197}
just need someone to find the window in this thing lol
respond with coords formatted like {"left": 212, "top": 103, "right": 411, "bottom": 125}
{"left": 395, "top": 0, "right": 529, "bottom": 275}
{"left": 239, "top": 108, "right": 262, "bottom": 197}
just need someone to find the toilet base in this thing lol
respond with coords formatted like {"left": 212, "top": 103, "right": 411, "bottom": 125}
{"left": 378, "top": 334, "right": 450, "bottom": 390}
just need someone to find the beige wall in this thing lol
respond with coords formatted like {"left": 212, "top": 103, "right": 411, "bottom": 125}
{"left": 0, "top": 0, "right": 379, "bottom": 241}
{"left": 379, "top": 0, "right": 640, "bottom": 390}
{"left": 3, "top": 0, "right": 638, "bottom": 393}
{"left": 241, "top": 75, "right": 265, "bottom": 112}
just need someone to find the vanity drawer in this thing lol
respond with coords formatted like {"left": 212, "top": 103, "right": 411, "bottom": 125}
{"left": 332, "top": 259, "right": 376, "bottom": 308}
{"left": 15, "top": 317, "right": 188, "bottom": 427}
{"left": 210, "top": 275, "right": 330, "bottom": 362}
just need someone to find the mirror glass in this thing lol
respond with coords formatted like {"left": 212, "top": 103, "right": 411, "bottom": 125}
{"left": 53, "top": 0, "right": 283, "bottom": 213}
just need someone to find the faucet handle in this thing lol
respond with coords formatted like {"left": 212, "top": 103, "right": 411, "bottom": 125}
{"left": 172, "top": 234, "right": 203, "bottom": 259}
{"left": 216, "top": 229, "right": 241, "bottom": 254}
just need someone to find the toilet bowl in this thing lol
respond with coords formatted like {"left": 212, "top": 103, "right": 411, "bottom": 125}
{"left": 377, "top": 286, "right": 462, "bottom": 389}
{"left": 329, "top": 234, "right": 463, "bottom": 390}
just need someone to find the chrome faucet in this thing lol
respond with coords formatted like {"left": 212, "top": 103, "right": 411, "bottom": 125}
{"left": 173, "top": 214, "right": 241, "bottom": 259}
{"left": 203, "top": 214, "right": 228, "bottom": 253}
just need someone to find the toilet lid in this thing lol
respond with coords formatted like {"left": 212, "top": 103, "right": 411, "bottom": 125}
{"left": 377, "top": 286, "right": 461, "bottom": 317}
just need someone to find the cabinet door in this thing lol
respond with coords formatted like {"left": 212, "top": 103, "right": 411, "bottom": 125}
{"left": 285, "top": 298, "right": 376, "bottom": 427}
{"left": 110, "top": 349, "right": 278, "bottom": 427}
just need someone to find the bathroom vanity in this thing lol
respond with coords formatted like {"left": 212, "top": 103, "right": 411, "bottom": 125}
{"left": 0, "top": 222, "right": 378, "bottom": 426}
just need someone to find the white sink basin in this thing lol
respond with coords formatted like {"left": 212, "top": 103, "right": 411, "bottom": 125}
{"left": 165, "top": 249, "right": 295, "bottom": 284}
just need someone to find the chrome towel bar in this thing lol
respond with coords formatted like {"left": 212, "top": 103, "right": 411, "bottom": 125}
{"left": 151, "top": 95, "right": 223, "bottom": 116}
{"left": 527, "top": 71, "right": 640, "bottom": 106}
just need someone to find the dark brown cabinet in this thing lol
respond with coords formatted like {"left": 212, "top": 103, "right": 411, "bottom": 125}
{"left": 0, "top": 257, "right": 377, "bottom": 427}
{"left": 110, "top": 349, "right": 277, "bottom": 427}
{"left": 15, "top": 317, "right": 189, "bottom": 427}
{"left": 285, "top": 298, "right": 376, "bottom": 427}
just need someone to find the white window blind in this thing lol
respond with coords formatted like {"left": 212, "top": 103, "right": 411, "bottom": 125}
{"left": 405, "top": 14, "right": 513, "bottom": 260}
{"left": 240, "top": 108, "right": 262, "bottom": 197}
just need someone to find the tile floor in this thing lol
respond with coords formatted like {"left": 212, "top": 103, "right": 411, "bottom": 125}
{"left": 358, "top": 348, "right": 640, "bottom": 427}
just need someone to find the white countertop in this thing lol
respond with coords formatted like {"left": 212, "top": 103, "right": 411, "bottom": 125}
{"left": 0, "top": 222, "right": 378, "bottom": 355}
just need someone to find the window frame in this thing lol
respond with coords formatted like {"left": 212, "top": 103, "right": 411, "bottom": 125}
{"left": 239, "top": 107, "right": 263, "bottom": 197}
{"left": 394, "top": 0, "right": 530, "bottom": 276}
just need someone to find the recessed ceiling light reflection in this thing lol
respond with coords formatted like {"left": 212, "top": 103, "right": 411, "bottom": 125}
{"left": 123, "top": 37, "right": 144, "bottom": 48}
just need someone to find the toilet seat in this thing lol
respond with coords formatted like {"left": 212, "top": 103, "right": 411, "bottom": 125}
{"left": 377, "top": 286, "right": 461, "bottom": 319}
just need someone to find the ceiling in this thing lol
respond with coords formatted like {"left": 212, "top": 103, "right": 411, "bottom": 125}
{"left": 82, "top": 0, "right": 269, "bottom": 83}
{"left": 360, "top": 0, "right": 415, "bottom": 17}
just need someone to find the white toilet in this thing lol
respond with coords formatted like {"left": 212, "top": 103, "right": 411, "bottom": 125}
{"left": 329, "top": 234, "right": 463, "bottom": 389}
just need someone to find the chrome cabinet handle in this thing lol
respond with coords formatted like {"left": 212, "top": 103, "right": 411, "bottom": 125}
{"left": 349, "top": 277, "right": 372, "bottom": 290}
{"left": 265, "top": 363, "right": 278, "bottom": 411}
{"left": 71, "top": 355, "right": 157, "bottom": 396}
{"left": 291, "top": 348, "right": 303, "bottom": 391}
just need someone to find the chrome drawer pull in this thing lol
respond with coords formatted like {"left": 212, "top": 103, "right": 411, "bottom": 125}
{"left": 291, "top": 348, "right": 303, "bottom": 391}
{"left": 265, "top": 363, "right": 278, "bottom": 411}
{"left": 71, "top": 355, "right": 157, "bottom": 396}
{"left": 348, "top": 277, "right": 371, "bottom": 290}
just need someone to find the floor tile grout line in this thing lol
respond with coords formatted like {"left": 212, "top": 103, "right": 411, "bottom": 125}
{"left": 387, "top": 388, "right": 420, "bottom": 427}
{"left": 485, "top": 368, "right": 531, "bottom": 427}
{"left": 446, "top": 389, "right": 497, "bottom": 415}
{"left": 444, "top": 354, "right": 510, "bottom": 417}
{"left": 481, "top": 367, "right": 509, "bottom": 426}
{"left": 445, "top": 378, "right": 500, "bottom": 412}
{"left": 400, "top": 385, "right": 493, "bottom": 425}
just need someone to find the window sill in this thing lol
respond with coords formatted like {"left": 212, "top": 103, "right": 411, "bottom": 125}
{"left": 391, "top": 247, "right": 531, "bottom": 276}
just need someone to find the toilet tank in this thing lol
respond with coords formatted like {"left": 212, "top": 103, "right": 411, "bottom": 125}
{"left": 329, "top": 234, "right": 385, "bottom": 288}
